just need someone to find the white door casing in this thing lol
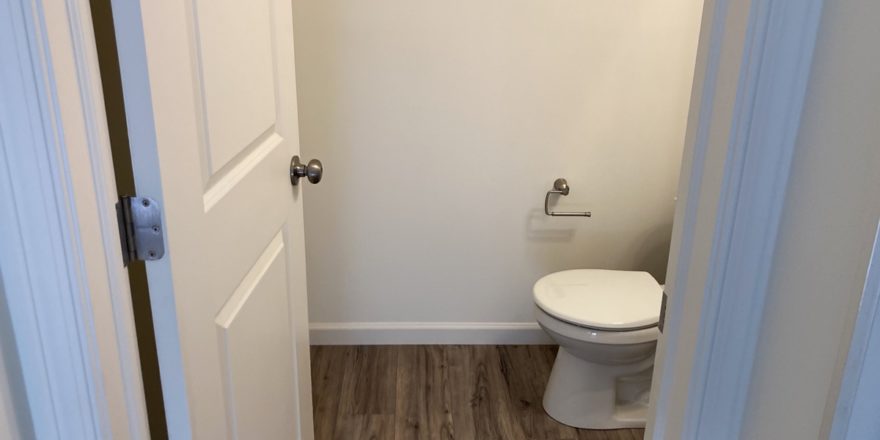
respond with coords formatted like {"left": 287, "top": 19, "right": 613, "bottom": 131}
{"left": 646, "top": 0, "right": 824, "bottom": 438}
{"left": 110, "top": 0, "right": 314, "bottom": 438}
{"left": 2, "top": 0, "right": 151, "bottom": 438}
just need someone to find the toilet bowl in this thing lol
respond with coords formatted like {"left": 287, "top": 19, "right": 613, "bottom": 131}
{"left": 534, "top": 269, "right": 662, "bottom": 429}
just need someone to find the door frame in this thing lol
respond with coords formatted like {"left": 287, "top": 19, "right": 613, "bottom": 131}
{"left": 11, "top": 0, "right": 873, "bottom": 438}
{"left": 646, "top": 0, "right": 825, "bottom": 438}
{"left": 0, "top": 0, "right": 148, "bottom": 438}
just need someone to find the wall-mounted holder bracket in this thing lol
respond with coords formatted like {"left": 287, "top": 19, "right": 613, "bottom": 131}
{"left": 544, "top": 178, "right": 591, "bottom": 217}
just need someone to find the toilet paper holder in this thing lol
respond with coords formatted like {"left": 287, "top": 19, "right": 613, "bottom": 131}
{"left": 544, "top": 178, "right": 592, "bottom": 217}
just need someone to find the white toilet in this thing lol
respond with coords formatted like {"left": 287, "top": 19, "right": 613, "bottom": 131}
{"left": 534, "top": 269, "right": 662, "bottom": 429}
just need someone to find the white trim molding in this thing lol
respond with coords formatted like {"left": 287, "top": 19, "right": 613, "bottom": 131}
{"left": 830, "top": 222, "right": 880, "bottom": 439}
{"left": 684, "top": 0, "right": 824, "bottom": 436}
{"left": 1, "top": 0, "right": 104, "bottom": 437}
{"left": 647, "top": 0, "right": 825, "bottom": 438}
{"left": 0, "top": 0, "right": 149, "bottom": 438}
{"left": 310, "top": 322, "right": 553, "bottom": 345}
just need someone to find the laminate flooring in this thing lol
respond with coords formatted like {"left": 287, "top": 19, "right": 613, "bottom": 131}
{"left": 310, "top": 345, "right": 645, "bottom": 440}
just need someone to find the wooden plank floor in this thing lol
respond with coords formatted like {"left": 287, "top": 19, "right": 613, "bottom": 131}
{"left": 310, "top": 345, "right": 645, "bottom": 440}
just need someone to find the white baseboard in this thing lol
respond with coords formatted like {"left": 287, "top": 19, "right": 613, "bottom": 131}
{"left": 309, "top": 321, "right": 554, "bottom": 345}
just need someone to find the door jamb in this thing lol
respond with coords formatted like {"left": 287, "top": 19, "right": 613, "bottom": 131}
{"left": 647, "top": 0, "right": 825, "bottom": 438}
{"left": 0, "top": 0, "right": 149, "bottom": 438}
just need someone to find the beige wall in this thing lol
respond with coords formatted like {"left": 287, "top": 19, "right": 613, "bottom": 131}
{"left": 742, "top": 0, "right": 880, "bottom": 437}
{"left": 292, "top": 0, "right": 702, "bottom": 326}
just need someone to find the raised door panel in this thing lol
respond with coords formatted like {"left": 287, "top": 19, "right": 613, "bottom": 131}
{"left": 194, "top": 0, "right": 277, "bottom": 176}
{"left": 187, "top": 0, "right": 289, "bottom": 212}
{"left": 215, "top": 232, "right": 297, "bottom": 439}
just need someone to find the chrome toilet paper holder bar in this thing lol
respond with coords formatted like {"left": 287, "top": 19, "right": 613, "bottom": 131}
{"left": 545, "top": 178, "right": 591, "bottom": 217}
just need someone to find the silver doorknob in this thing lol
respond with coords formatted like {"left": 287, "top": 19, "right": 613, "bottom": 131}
{"left": 290, "top": 155, "right": 323, "bottom": 185}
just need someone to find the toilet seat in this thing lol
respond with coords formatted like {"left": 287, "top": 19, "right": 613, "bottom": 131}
{"left": 534, "top": 269, "right": 662, "bottom": 331}
{"left": 535, "top": 306, "right": 660, "bottom": 346}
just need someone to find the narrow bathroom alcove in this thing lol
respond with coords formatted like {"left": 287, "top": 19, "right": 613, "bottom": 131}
{"left": 291, "top": 0, "right": 703, "bottom": 437}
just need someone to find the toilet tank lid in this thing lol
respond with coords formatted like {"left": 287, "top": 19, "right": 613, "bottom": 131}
{"left": 533, "top": 269, "right": 662, "bottom": 330}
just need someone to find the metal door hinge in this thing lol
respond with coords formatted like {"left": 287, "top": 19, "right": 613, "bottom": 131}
{"left": 116, "top": 196, "right": 165, "bottom": 266}
{"left": 658, "top": 290, "right": 668, "bottom": 333}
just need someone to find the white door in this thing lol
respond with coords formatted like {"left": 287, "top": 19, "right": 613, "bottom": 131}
{"left": 110, "top": 0, "right": 314, "bottom": 438}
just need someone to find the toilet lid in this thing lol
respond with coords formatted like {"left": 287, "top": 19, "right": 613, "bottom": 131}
{"left": 533, "top": 269, "right": 663, "bottom": 330}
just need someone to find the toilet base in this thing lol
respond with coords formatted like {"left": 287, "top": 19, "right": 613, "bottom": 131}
{"left": 543, "top": 347, "right": 654, "bottom": 429}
